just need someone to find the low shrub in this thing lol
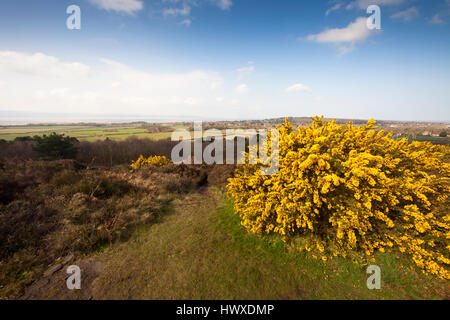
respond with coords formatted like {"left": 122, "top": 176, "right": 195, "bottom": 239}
{"left": 0, "top": 159, "right": 201, "bottom": 297}
{"left": 208, "top": 165, "right": 236, "bottom": 188}
{"left": 227, "top": 117, "right": 450, "bottom": 279}
{"left": 130, "top": 155, "right": 172, "bottom": 169}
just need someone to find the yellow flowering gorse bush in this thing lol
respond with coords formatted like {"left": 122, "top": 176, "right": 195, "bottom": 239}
{"left": 130, "top": 155, "right": 172, "bottom": 169}
{"left": 227, "top": 116, "right": 450, "bottom": 279}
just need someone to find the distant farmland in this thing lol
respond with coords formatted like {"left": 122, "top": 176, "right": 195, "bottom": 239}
{"left": 0, "top": 124, "right": 188, "bottom": 142}
{"left": 0, "top": 120, "right": 448, "bottom": 145}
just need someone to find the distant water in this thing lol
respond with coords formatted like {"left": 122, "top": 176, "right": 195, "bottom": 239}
{"left": 0, "top": 117, "right": 188, "bottom": 126}
{"left": 1, "top": 114, "right": 448, "bottom": 126}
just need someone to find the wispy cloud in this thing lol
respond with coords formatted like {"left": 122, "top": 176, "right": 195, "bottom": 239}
{"left": 338, "top": 43, "right": 356, "bottom": 55}
{"left": 306, "top": 17, "right": 377, "bottom": 55}
{"left": 236, "top": 62, "right": 255, "bottom": 80}
{"left": 429, "top": 0, "right": 450, "bottom": 25}
{"left": 159, "top": 0, "right": 232, "bottom": 25}
{"left": 163, "top": 4, "right": 191, "bottom": 17}
{"left": 180, "top": 19, "right": 192, "bottom": 27}
{"left": 236, "top": 84, "right": 250, "bottom": 93}
{"left": 391, "top": 6, "right": 419, "bottom": 22}
{"left": 285, "top": 83, "right": 311, "bottom": 92}
{"left": 88, "top": 0, "right": 144, "bottom": 15}
{"left": 0, "top": 51, "right": 226, "bottom": 115}
{"left": 214, "top": 0, "right": 233, "bottom": 10}
{"left": 0, "top": 51, "right": 90, "bottom": 77}
{"left": 347, "top": 0, "right": 405, "bottom": 10}
{"left": 429, "top": 13, "right": 445, "bottom": 24}
{"left": 325, "top": 1, "right": 344, "bottom": 16}
{"left": 307, "top": 17, "right": 371, "bottom": 43}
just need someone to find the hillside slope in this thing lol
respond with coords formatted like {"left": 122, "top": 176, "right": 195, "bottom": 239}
{"left": 21, "top": 187, "right": 448, "bottom": 300}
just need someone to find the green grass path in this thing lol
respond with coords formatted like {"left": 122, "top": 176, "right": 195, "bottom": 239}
{"left": 88, "top": 188, "right": 448, "bottom": 300}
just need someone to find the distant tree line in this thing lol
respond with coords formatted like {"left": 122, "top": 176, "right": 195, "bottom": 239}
{"left": 0, "top": 133, "right": 256, "bottom": 167}
{"left": 3, "top": 129, "right": 446, "bottom": 167}
{"left": 0, "top": 133, "right": 178, "bottom": 167}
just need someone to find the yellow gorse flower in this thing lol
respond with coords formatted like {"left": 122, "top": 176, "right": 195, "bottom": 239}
{"left": 227, "top": 116, "right": 450, "bottom": 279}
{"left": 130, "top": 155, "right": 172, "bottom": 169}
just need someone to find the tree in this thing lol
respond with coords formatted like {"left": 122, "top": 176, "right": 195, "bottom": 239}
{"left": 439, "top": 131, "right": 448, "bottom": 138}
{"left": 32, "top": 133, "right": 79, "bottom": 161}
{"left": 14, "top": 136, "right": 34, "bottom": 142}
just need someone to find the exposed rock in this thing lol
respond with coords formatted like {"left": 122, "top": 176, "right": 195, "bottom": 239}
{"left": 34, "top": 278, "right": 50, "bottom": 289}
{"left": 21, "top": 278, "right": 50, "bottom": 300}
{"left": 62, "top": 254, "right": 74, "bottom": 265}
{"left": 43, "top": 264, "right": 63, "bottom": 277}
{"left": 21, "top": 259, "right": 106, "bottom": 300}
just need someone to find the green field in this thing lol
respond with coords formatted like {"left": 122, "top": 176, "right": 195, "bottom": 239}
{"left": 0, "top": 124, "right": 188, "bottom": 142}
{"left": 1, "top": 124, "right": 448, "bottom": 145}
{"left": 409, "top": 136, "right": 450, "bottom": 144}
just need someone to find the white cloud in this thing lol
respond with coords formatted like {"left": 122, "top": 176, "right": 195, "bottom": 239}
{"left": 236, "top": 84, "right": 250, "bottom": 93}
{"left": 306, "top": 17, "right": 378, "bottom": 55}
{"left": 184, "top": 97, "right": 205, "bottom": 105}
{"left": 285, "top": 83, "right": 311, "bottom": 92}
{"left": 0, "top": 51, "right": 90, "bottom": 77}
{"left": 236, "top": 62, "right": 255, "bottom": 79}
{"left": 215, "top": 0, "right": 233, "bottom": 10}
{"left": 337, "top": 43, "right": 356, "bottom": 56}
{"left": 89, "top": 0, "right": 144, "bottom": 14}
{"left": 99, "top": 58, "right": 223, "bottom": 91}
{"left": 326, "top": 2, "right": 344, "bottom": 16}
{"left": 0, "top": 51, "right": 225, "bottom": 115}
{"left": 347, "top": 0, "right": 404, "bottom": 10}
{"left": 159, "top": 0, "right": 231, "bottom": 24}
{"left": 391, "top": 7, "right": 419, "bottom": 22}
{"left": 163, "top": 4, "right": 191, "bottom": 17}
{"left": 307, "top": 17, "right": 372, "bottom": 43}
{"left": 33, "top": 88, "right": 72, "bottom": 100}
{"left": 429, "top": 1, "right": 450, "bottom": 25}
{"left": 429, "top": 13, "right": 445, "bottom": 25}
{"left": 180, "top": 19, "right": 192, "bottom": 26}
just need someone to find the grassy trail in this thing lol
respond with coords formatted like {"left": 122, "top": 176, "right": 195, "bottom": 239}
{"left": 85, "top": 187, "right": 448, "bottom": 300}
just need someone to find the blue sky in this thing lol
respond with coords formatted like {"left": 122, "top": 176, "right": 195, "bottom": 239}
{"left": 0, "top": 0, "right": 449, "bottom": 121}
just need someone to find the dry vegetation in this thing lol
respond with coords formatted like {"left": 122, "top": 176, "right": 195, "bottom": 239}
{"left": 0, "top": 159, "right": 209, "bottom": 298}
{"left": 0, "top": 117, "right": 448, "bottom": 300}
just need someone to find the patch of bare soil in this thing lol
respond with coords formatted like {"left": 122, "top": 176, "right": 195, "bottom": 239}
{"left": 20, "top": 257, "right": 105, "bottom": 300}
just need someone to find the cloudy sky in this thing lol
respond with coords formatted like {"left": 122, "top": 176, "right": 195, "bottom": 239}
{"left": 0, "top": 0, "right": 449, "bottom": 121}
